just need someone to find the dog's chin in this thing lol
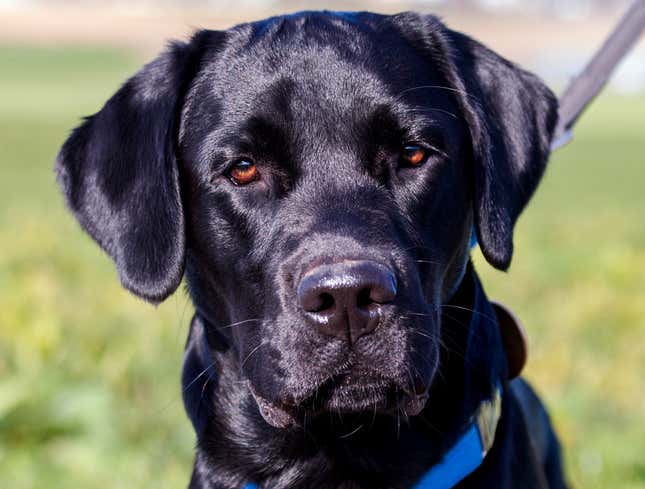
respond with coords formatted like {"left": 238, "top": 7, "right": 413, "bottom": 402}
{"left": 250, "top": 375, "right": 430, "bottom": 429}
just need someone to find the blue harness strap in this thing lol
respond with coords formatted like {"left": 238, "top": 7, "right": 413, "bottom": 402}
{"left": 411, "top": 386, "right": 502, "bottom": 489}
{"left": 412, "top": 424, "right": 483, "bottom": 489}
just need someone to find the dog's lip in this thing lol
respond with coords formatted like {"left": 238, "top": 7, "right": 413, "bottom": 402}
{"left": 302, "top": 376, "right": 430, "bottom": 417}
{"left": 251, "top": 393, "right": 430, "bottom": 429}
{"left": 403, "top": 389, "right": 429, "bottom": 416}
{"left": 249, "top": 385, "right": 299, "bottom": 429}
{"left": 250, "top": 371, "right": 431, "bottom": 428}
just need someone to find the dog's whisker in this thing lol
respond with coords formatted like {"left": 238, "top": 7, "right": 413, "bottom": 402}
{"left": 410, "top": 329, "right": 455, "bottom": 358}
{"left": 201, "top": 378, "right": 211, "bottom": 397}
{"left": 400, "top": 244, "right": 436, "bottom": 253}
{"left": 440, "top": 304, "right": 497, "bottom": 323}
{"left": 240, "top": 343, "right": 266, "bottom": 369}
{"left": 371, "top": 398, "right": 378, "bottom": 430}
{"left": 416, "top": 413, "right": 446, "bottom": 436}
{"left": 405, "top": 311, "right": 434, "bottom": 317}
{"left": 407, "top": 328, "right": 435, "bottom": 341}
{"left": 400, "top": 313, "right": 467, "bottom": 364}
{"left": 396, "top": 402, "right": 402, "bottom": 440}
{"left": 174, "top": 293, "right": 193, "bottom": 346}
{"left": 183, "top": 360, "right": 217, "bottom": 393}
{"left": 393, "top": 84, "right": 481, "bottom": 104}
{"left": 402, "top": 107, "right": 460, "bottom": 121}
{"left": 339, "top": 423, "right": 365, "bottom": 439}
{"left": 438, "top": 310, "right": 471, "bottom": 334}
{"left": 431, "top": 311, "right": 477, "bottom": 367}
{"left": 215, "top": 318, "right": 262, "bottom": 330}
{"left": 403, "top": 364, "right": 418, "bottom": 401}
{"left": 406, "top": 339, "right": 447, "bottom": 379}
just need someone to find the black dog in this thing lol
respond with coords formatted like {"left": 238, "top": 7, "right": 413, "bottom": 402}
{"left": 56, "top": 11, "right": 568, "bottom": 489}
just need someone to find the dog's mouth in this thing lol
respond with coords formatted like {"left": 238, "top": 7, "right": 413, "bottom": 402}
{"left": 250, "top": 370, "right": 430, "bottom": 429}
{"left": 303, "top": 372, "right": 428, "bottom": 415}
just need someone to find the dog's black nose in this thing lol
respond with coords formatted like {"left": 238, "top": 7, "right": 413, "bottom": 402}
{"left": 297, "top": 260, "right": 397, "bottom": 343}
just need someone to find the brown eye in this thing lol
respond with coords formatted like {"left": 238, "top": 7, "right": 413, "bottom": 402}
{"left": 228, "top": 159, "right": 259, "bottom": 185}
{"left": 400, "top": 144, "right": 427, "bottom": 167}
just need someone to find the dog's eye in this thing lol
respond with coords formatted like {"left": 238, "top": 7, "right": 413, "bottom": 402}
{"left": 228, "top": 159, "right": 259, "bottom": 185}
{"left": 399, "top": 144, "right": 428, "bottom": 167}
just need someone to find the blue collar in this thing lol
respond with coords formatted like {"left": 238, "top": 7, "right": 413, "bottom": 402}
{"left": 242, "top": 385, "right": 502, "bottom": 489}
{"left": 407, "top": 385, "right": 502, "bottom": 489}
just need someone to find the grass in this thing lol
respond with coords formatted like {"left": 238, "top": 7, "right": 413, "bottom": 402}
{"left": 0, "top": 44, "right": 643, "bottom": 489}
{"left": 0, "top": 45, "right": 194, "bottom": 489}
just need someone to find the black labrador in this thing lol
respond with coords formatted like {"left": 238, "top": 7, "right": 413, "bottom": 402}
{"left": 56, "top": 11, "right": 568, "bottom": 489}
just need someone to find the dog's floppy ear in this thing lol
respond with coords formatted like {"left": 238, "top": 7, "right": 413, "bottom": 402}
{"left": 55, "top": 32, "right": 216, "bottom": 302}
{"left": 447, "top": 29, "right": 558, "bottom": 270}
{"left": 397, "top": 14, "right": 558, "bottom": 270}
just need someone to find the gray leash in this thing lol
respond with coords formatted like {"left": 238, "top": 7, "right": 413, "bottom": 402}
{"left": 551, "top": 0, "right": 645, "bottom": 151}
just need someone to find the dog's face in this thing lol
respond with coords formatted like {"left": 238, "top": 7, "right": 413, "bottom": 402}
{"left": 56, "top": 12, "right": 557, "bottom": 428}
{"left": 179, "top": 15, "right": 474, "bottom": 425}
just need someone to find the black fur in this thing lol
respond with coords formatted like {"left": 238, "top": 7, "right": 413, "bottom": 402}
{"left": 56, "top": 11, "right": 566, "bottom": 489}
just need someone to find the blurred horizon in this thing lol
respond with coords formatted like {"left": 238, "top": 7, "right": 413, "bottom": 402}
{"left": 1, "top": 0, "right": 644, "bottom": 93}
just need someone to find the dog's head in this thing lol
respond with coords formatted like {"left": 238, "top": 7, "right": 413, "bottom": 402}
{"left": 56, "top": 12, "right": 557, "bottom": 428}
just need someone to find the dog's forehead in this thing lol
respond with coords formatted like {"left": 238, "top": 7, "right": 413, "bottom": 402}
{"left": 179, "top": 12, "right": 460, "bottom": 167}
{"left": 190, "top": 12, "right": 446, "bottom": 117}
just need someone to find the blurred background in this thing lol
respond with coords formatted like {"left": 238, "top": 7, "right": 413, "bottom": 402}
{"left": 0, "top": 0, "right": 643, "bottom": 488}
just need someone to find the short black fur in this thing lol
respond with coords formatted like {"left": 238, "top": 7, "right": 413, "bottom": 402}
{"left": 56, "top": 11, "right": 566, "bottom": 489}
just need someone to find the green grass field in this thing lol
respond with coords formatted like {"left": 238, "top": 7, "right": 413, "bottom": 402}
{"left": 1, "top": 45, "right": 643, "bottom": 489}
